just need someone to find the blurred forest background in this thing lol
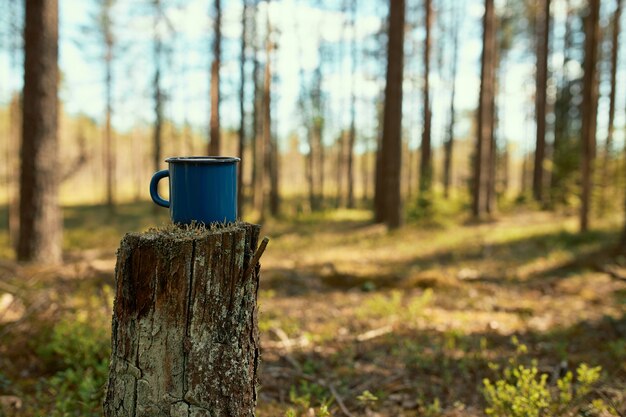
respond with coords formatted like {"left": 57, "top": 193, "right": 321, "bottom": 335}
{"left": 0, "top": 0, "right": 626, "bottom": 416}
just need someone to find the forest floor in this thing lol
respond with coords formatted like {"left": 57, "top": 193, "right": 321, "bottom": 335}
{"left": 0, "top": 202, "right": 625, "bottom": 416}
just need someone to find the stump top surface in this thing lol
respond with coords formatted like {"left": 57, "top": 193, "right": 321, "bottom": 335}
{"left": 124, "top": 221, "right": 260, "bottom": 243}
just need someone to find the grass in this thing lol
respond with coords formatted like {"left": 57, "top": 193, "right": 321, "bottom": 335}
{"left": 0, "top": 201, "right": 625, "bottom": 416}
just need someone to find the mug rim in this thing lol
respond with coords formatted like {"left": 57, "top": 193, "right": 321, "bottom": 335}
{"left": 165, "top": 156, "right": 240, "bottom": 164}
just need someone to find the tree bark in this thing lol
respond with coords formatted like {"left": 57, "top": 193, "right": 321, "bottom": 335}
{"left": 5, "top": 0, "right": 21, "bottom": 250}
{"left": 533, "top": 0, "right": 551, "bottom": 204}
{"left": 18, "top": 0, "right": 62, "bottom": 263}
{"left": 580, "top": 0, "right": 600, "bottom": 232}
{"left": 8, "top": 94, "right": 20, "bottom": 250}
{"left": 259, "top": 4, "right": 272, "bottom": 219}
{"left": 377, "top": 0, "right": 405, "bottom": 229}
{"left": 238, "top": 0, "right": 248, "bottom": 218}
{"left": 419, "top": 0, "right": 432, "bottom": 195}
{"left": 374, "top": 130, "right": 384, "bottom": 222}
{"left": 306, "top": 38, "right": 325, "bottom": 211}
{"left": 521, "top": 153, "right": 529, "bottom": 196}
{"left": 209, "top": 0, "right": 222, "bottom": 155}
{"left": 269, "top": 133, "right": 279, "bottom": 216}
{"left": 550, "top": 0, "right": 572, "bottom": 202}
{"left": 346, "top": 0, "right": 357, "bottom": 209}
{"left": 104, "top": 223, "right": 262, "bottom": 417}
{"left": 443, "top": 1, "right": 460, "bottom": 200}
{"left": 103, "top": 0, "right": 115, "bottom": 211}
{"left": 472, "top": 0, "right": 496, "bottom": 219}
{"left": 335, "top": 133, "right": 345, "bottom": 208}
{"left": 152, "top": 0, "right": 163, "bottom": 193}
{"left": 312, "top": 62, "right": 324, "bottom": 208}
{"left": 601, "top": 0, "right": 621, "bottom": 216}
{"left": 251, "top": 1, "right": 260, "bottom": 213}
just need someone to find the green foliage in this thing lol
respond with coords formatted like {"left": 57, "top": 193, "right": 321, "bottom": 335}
{"left": 606, "top": 339, "right": 626, "bottom": 361}
{"left": 483, "top": 338, "right": 606, "bottom": 417}
{"left": 406, "top": 193, "right": 467, "bottom": 228}
{"left": 422, "top": 397, "right": 442, "bottom": 417}
{"left": 356, "top": 288, "right": 433, "bottom": 322}
{"left": 483, "top": 364, "right": 550, "bottom": 417}
{"left": 551, "top": 77, "right": 583, "bottom": 208}
{"left": 285, "top": 380, "right": 333, "bottom": 417}
{"left": 34, "top": 317, "right": 110, "bottom": 417}
{"left": 575, "top": 364, "right": 602, "bottom": 397}
{"left": 356, "top": 390, "right": 378, "bottom": 405}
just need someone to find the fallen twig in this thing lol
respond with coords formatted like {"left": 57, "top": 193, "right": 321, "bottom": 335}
{"left": 356, "top": 325, "right": 393, "bottom": 342}
{"left": 270, "top": 327, "right": 303, "bottom": 372}
{"left": 327, "top": 381, "right": 356, "bottom": 417}
{"left": 269, "top": 327, "right": 356, "bottom": 417}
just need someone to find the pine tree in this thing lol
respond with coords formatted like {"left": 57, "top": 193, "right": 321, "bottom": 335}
{"left": 18, "top": 0, "right": 62, "bottom": 263}
{"left": 376, "top": 0, "right": 406, "bottom": 229}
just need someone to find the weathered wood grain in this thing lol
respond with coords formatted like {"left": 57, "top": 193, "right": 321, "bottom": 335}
{"left": 104, "top": 223, "right": 261, "bottom": 417}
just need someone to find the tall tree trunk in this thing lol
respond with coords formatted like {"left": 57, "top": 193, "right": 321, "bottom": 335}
{"left": 8, "top": 95, "right": 20, "bottom": 250}
{"left": 533, "top": 0, "right": 551, "bottom": 204}
{"left": 18, "top": 0, "right": 61, "bottom": 263}
{"left": 487, "top": 101, "right": 497, "bottom": 214}
{"left": 269, "top": 133, "right": 279, "bottom": 216}
{"left": 419, "top": 0, "right": 432, "bottom": 195}
{"left": 295, "top": 19, "right": 316, "bottom": 211}
{"left": 472, "top": 0, "right": 496, "bottom": 219}
{"left": 377, "top": 0, "right": 405, "bottom": 229}
{"left": 521, "top": 152, "right": 529, "bottom": 195}
{"left": 550, "top": 0, "right": 572, "bottom": 201}
{"left": 6, "top": 0, "right": 21, "bottom": 250}
{"left": 238, "top": 0, "right": 248, "bottom": 218}
{"left": 209, "top": 0, "right": 221, "bottom": 155}
{"left": 259, "top": 3, "right": 272, "bottom": 219}
{"left": 312, "top": 58, "right": 324, "bottom": 209}
{"left": 362, "top": 143, "right": 369, "bottom": 203}
{"left": 374, "top": 132, "right": 384, "bottom": 222}
{"left": 502, "top": 142, "right": 510, "bottom": 194}
{"left": 268, "top": 23, "right": 279, "bottom": 219}
{"left": 306, "top": 130, "right": 316, "bottom": 211}
{"left": 580, "top": 0, "right": 600, "bottom": 232}
{"left": 601, "top": 0, "right": 622, "bottom": 216}
{"left": 153, "top": 4, "right": 163, "bottom": 197}
{"left": 443, "top": 0, "right": 460, "bottom": 199}
{"left": 132, "top": 128, "right": 143, "bottom": 202}
{"left": 104, "top": 6, "right": 115, "bottom": 211}
{"left": 252, "top": 60, "right": 264, "bottom": 217}
{"left": 346, "top": 0, "right": 357, "bottom": 208}
{"left": 335, "top": 133, "right": 344, "bottom": 207}
{"left": 251, "top": 1, "right": 259, "bottom": 211}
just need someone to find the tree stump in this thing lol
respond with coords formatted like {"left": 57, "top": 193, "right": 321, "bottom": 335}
{"left": 104, "top": 223, "right": 263, "bottom": 417}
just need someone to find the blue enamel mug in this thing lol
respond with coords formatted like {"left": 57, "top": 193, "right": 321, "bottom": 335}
{"left": 150, "top": 156, "right": 240, "bottom": 225}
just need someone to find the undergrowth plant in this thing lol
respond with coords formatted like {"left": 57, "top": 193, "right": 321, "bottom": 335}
{"left": 483, "top": 337, "right": 611, "bottom": 417}
{"left": 284, "top": 380, "right": 332, "bottom": 417}
{"left": 34, "top": 316, "right": 110, "bottom": 417}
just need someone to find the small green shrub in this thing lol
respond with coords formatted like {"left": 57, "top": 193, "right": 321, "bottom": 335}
{"left": 483, "top": 364, "right": 550, "bottom": 417}
{"left": 406, "top": 194, "right": 468, "bottom": 228}
{"left": 356, "top": 390, "right": 378, "bottom": 405}
{"left": 483, "top": 338, "right": 607, "bottom": 417}
{"left": 34, "top": 317, "right": 110, "bottom": 417}
{"left": 357, "top": 289, "right": 433, "bottom": 321}
{"left": 285, "top": 380, "right": 332, "bottom": 417}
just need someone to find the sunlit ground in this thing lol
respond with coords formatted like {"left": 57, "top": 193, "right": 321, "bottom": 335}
{"left": 0, "top": 202, "right": 625, "bottom": 416}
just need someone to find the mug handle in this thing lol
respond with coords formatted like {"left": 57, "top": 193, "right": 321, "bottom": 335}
{"left": 150, "top": 169, "right": 170, "bottom": 208}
